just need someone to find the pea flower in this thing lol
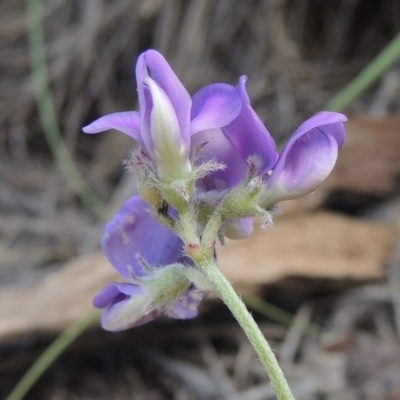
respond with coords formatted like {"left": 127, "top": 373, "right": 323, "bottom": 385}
{"left": 93, "top": 195, "right": 206, "bottom": 331}
{"left": 83, "top": 50, "right": 242, "bottom": 182}
{"left": 85, "top": 50, "right": 346, "bottom": 398}
{"left": 191, "top": 76, "right": 346, "bottom": 237}
{"left": 85, "top": 50, "right": 346, "bottom": 331}
{"left": 221, "top": 76, "right": 346, "bottom": 207}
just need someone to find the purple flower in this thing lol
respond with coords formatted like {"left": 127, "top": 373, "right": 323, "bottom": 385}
{"left": 93, "top": 196, "right": 206, "bottom": 331}
{"left": 191, "top": 76, "right": 345, "bottom": 237}
{"left": 221, "top": 76, "right": 347, "bottom": 206}
{"left": 83, "top": 50, "right": 242, "bottom": 181}
{"left": 222, "top": 76, "right": 279, "bottom": 175}
{"left": 85, "top": 50, "right": 347, "bottom": 331}
{"left": 262, "top": 111, "right": 346, "bottom": 204}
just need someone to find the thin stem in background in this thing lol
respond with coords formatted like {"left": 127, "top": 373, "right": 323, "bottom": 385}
{"left": 26, "top": 0, "right": 105, "bottom": 218}
{"left": 241, "top": 291, "right": 323, "bottom": 338}
{"left": 5, "top": 310, "right": 100, "bottom": 400}
{"left": 326, "top": 30, "right": 400, "bottom": 111}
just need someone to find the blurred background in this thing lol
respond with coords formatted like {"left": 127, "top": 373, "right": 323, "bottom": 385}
{"left": 1, "top": 0, "right": 400, "bottom": 399}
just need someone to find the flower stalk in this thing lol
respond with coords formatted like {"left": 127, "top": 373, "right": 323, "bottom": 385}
{"left": 174, "top": 207, "right": 295, "bottom": 399}
{"left": 195, "top": 257, "right": 295, "bottom": 400}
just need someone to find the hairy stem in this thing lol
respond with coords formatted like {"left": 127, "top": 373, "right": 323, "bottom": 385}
{"left": 197, "top": 258, "right": 295, "bottom": 400}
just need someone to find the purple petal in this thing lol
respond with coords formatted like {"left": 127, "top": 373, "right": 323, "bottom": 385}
{"left": 82, "top": 112, "right": 141, "bottom": 142}
{"left": 135, "top": 52, "right": 148, "bottom": 124}
{"left": 93, "top": 281, "right": 143, "bottom": 308}
{"left": 190, "top": 84, "right": 242, "bottom": 134}
{"left": 139, "top": 82, "right": 156, "bottom": 160}
{"left": 164, "top": 288, "right": 208, "bottom": 319}
{"left": 136, "top": 50, "right": 191, "bottom": 143}
{"left": 265, "top": 129, "right": 339, "bottom": 202}
{"left": 223, "top": 217, "right": 254, "bottom": 240}
{"left": 141, "top": 77, "right": 191, "bottom": 180}
{"left": 221, "top": 76, "right": 278, "bottom": 173}
{"left": 93, "top": 281, "right": 155, "bottom": 331}
{"left": 192, "top": 128, "right": 248, "bottom": 190}
{"left": 101, "top": 196, "right": 185, "bottom": 279}
{"left": 290, "top": 111, "right": 347, "bottom": 148}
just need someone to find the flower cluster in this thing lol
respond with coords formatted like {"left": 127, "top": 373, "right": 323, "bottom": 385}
{"left": 83, "top": 49, "right": 346, "bottom": 331}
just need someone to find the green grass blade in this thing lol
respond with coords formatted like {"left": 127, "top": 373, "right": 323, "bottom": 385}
{"left": 326, "top": 30, "right": 400, "bottom": 111}
{"left": 5, "top": 310, "right": 100, "bottom": 400}
{"left": 26, "top": 0, "right": 105, "bottom": 218}
{"left": 241, "top": 291, "right": 323, "bottom": 337}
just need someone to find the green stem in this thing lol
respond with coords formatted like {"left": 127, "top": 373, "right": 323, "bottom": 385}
{"left": 26, "top": 0, "right": 105, "bottom": 218}
{"left": 241, "top": 291, "right": 323, "bottom": 338}
{"left": 198, "top": 259, "right": 295, "bottom": 400}
{"left": 326, "top": 30, "right": 400, "bottom": 111}
{"left": 5, "top": 310, "right": 100, "bottom": 400}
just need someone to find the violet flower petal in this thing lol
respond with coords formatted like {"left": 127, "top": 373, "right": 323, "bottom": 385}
{"left": 82, "top": 111, "right": 141, "bottom": 142}
{"left": 139, "top": 83, "right": 156, "bottom": 158}
{"left": 223, "top": 217, "right": 254, "bottom": 240}
{"left": 290, "top": 111, "right": 347, "bottom": 148}
{"left": 265, "top": 128, "right": 339, "bottom": 202}
{"left": 101, "top": 196, "right": 185, "bottom": 279}
{"left": 142, "top": 76, "right": 192, "bottom": 179}
{"left": 93, "top": 281, "right": 144, "bottom": 308}
{"left": 190, "top": 83, "right": 242, "bottom": 134}
{"left": 136, "top": 50, "right": 192, "bottom": 143}
{"left": 93, "top": 281, "right": 155, "bottom": 331}
{"left": 164, "top": 288, "right": 208, "bottom": 319}
{"left": 222, "top": 76, "right": 278, "bottom": 173}
{"left": 192, "top": 128, "right": 248, "bottom": 190}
